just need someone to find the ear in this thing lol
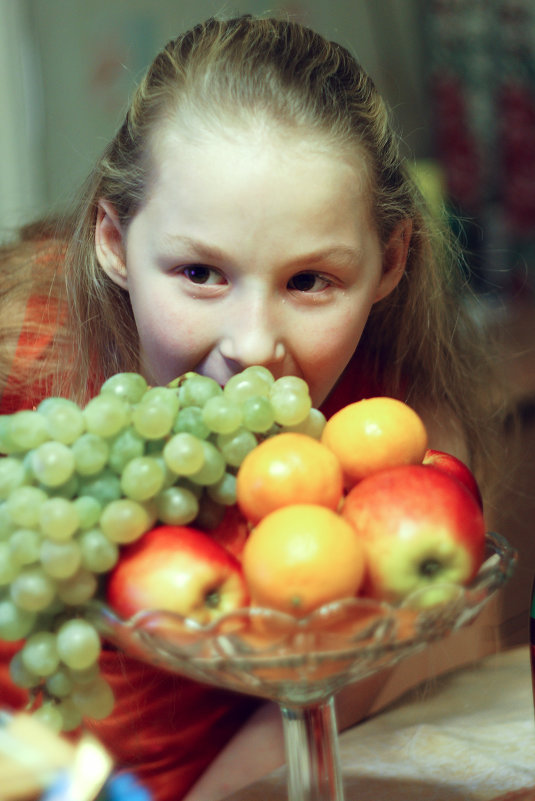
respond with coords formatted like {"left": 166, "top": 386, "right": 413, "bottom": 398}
{"left": 373, "top": 218, "right": 412, "bottom": 303}
{"left": 95, "top": 200, "right": 128, "bottom": 290}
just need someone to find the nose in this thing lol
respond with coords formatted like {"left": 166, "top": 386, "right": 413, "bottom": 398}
{"left": 219, "top": 296, "right": 286, "bottom": 368}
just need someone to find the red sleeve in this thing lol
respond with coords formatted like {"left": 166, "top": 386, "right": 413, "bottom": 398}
{"left": 87, "top": 651, "right": 259, "bottom": 801}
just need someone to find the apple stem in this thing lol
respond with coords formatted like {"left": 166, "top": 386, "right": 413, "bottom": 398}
{"left": 205, "top": 589, "right": 221, "bottom": 608}
{"left": 419, "top": 558, "right": 442, "bottom": 578}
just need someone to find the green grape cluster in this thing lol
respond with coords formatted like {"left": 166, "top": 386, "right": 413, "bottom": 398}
{"left": 0, "top": 366, "right": 324, "bottom": 731}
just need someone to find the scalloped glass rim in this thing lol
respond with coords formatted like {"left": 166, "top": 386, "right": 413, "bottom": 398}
{"left": 87, "top": 532, "right": 516, "bottom": 706}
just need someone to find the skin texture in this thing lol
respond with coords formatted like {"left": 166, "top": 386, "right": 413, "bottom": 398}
{"left": 95, "top": 123, "right": 408, "bottom": 408}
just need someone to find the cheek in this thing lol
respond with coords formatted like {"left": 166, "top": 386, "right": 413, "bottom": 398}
{"left": 132, "top": 298, "right": 211, "bottom": 379}
{"left": 301, "top": 307, "right": 369, "bottom": 364}
{"left": 295, "top": 310, "right": 369, "bottom": 402}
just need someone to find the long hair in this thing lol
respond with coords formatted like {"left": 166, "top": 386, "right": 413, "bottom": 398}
{"left": 1, "top": 15, "right": 507, "bottom": 498}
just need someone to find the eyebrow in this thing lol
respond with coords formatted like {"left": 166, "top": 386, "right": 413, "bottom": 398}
{"left": 160, "top": 234, "right": 228, "bottom": 263}
{"left": 160, "top": 234, "right": 362, "bottom": 269}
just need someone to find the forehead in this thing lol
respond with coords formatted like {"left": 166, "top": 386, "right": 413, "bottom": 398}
{"left": 146, "top": 115, "right": 372, "bottom": 204}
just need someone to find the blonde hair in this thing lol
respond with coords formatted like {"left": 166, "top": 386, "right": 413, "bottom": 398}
{"left": 1, "top": 15, "right": 506, "bottom": 496}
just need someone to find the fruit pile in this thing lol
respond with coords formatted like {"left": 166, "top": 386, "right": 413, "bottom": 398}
{"left": 0, "top": 368, "right": 486, "bottom": 731}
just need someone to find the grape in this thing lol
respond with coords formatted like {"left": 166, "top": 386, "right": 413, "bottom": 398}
{"left": 33, "top": 701, "right": 64, "bottom": 732}
{"left": 9, "top": 651, "right": 40, "bottom": 689}
{"left": 241, "top": 365, "right": 275, "bottom": 386}
{"left": 207, "top": 472, "right": 237, "bottom": 505}
{"left": 42, "top": 473, "right": 80, "bottom": 500}
{"left": 120, "top": 456, "right": 165, "bottom": 501}
{"left": 72, "top": 433, "right": 110, "bottom": 475}
{"left": 73, "top": 496, "right": 102, "bottom": 530}
{"left": 56, "top": 618, "right": 101, "bottom": 670}
{"left": 83, "top": 395, "right": 130, "bottom": 438}
{"left": 0, "top": 597, "right": 36, "bottom": 640}
{"left": 9, "top": 410, "right": 49, "bottom": 450}
{"left": 39, "top": 497, "right": 79, "bottom": 541}
{"left": 45, "top": 665, "right": 73, "bottom": 698}
{"left": 99, "top": 499, "right": 155, "bottom": 543}
{"left": 68, "top": 661, "right": 99, "bottom": 685}
{"left": 241, "top": 395, "right": 276, "bottom": 433}
{"left": 72, "top": 676, "right": 115, "bottom": 719}
{"left": 282, "top": 407, "right": 326, "bottom": 439}
{"left": 38, "top": 398, "right": 85, "bottom": 444}
{"left": 0, "top": 503, "right": 16, "bottom": 540}
{"left": 78, "top": 528, "right": 119, "bottom": 573}
{"left": 100, "top": 372, "right": 148, "bottom": 403}
{"left": 40, "top": 538, "right": 82, "bottom": 579}
{"left": 0, "top": 542, "right": 20, "bottom": 585}
{"left": 163, "top": 432, "right": 205, "bottom": 475}
{"left": 224, "top": 371, "right": 271, "bottom": 402}
{"left": 77, "top": 469, "right": 122, "bottom": 506}
{"left": 131, "top": 401, "right": 173, "bottom": 439}
{"left": 187, "top": 441, "right": 226, "bottom": 486}
{"left": 154, "top": 485, "right": 199, "bottom": 525}
{"left": 179, "top": 374, "right": 222, "bottom": 407}
{"left": 21, "top": 631, "right": 59, "bottom": 676}
{"left": 216, "top": 428, "right": 257, "bottom": 467}
{"left": 6, "top": 486, "right": 48, "bottom": 528}
{"left": 270, "top": 385, "right": 311, "bottom": 426}
{"left": 142, "top": 386, "right": 180, "bottom": 415}
{"left": 10, "top": 566, "right": 56, "bottom": 611}
{"left": 9, "top": 528, "right": 41, "bottom": 566}
{"left": 56, "top": 568, "right": 97, "bottom": 605}
{"left": 0, "top": 415, "right": 19, "bottom": 454}
{"left": 56, "top": 697, "right": 82, "bottom": 731}
{"left": 272, "top": 375, "right": 309, "bottom": 394}
{"left": 31, "top": 441, "right": 75, "bottom": 487}
{"left": 108, "top": 427, "right": 145, "bottom": 473}
{"left": 0, "top": 457, "right": 27, "bottom": 499}
{"left": 202, "top": 395, "right": 242, "bottom": 434}
{"left": 172, "top": 406, "right": 210, "bottom": 439}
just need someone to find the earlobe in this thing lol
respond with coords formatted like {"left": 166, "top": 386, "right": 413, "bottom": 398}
{"left": 374, "top": 219, "right": 412, "bottom": 303}
{"left": 95, "top": 200, "right": 128, "bottom": 289}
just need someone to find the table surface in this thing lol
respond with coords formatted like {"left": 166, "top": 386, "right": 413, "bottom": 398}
{"left": 226, "top": 646, "right": 535, "bottom": 800}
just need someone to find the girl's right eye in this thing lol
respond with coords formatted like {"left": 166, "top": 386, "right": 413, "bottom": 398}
{"left": 181, "top": 265, "right": 226, "bottom": 285}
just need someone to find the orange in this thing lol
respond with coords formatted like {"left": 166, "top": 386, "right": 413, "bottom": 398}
{"left": 236, "top": 432, "right": 343, "bottom": 524}
{"left": 321, "top": 397, "right": 428, "bottom": 486}
{"left": 242, "top": 504, "right": 367, "bottom": 615}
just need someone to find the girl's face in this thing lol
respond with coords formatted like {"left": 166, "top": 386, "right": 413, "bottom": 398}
{"left": 96, "top": 124, "right": 406, "bottom": 407}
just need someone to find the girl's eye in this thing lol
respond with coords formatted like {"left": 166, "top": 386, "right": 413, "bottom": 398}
{"left": 288, "top": 272, "right": 331, "bottom": 293}
{"left": 182, "top": 265, "right": 225, "bottom": 285}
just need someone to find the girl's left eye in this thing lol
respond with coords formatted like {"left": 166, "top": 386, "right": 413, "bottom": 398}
{"left": 287, "top": 272, "right": 331, "bottom": 293}
{"left": 182, "top": 265, "right": 226, "bottom": 285}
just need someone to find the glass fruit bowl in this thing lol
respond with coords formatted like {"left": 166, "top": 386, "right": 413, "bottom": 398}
{"left": 87, "top": 531, "right": 516, "bottom": 801}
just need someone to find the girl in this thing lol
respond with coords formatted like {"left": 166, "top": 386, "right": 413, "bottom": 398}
{"left": 0, "top": 14, "right": 505, "bottom": 801}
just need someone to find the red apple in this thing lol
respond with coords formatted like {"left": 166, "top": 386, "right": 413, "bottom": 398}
{"left": 106, "top": 525, "right": 249, "bottom": 624}
{"left": 341, "top": 464, "right": 486, "bottom": 605}
{"left": 423, "top": 448, "right": 483, "bottom": 508}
